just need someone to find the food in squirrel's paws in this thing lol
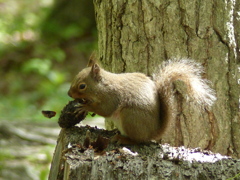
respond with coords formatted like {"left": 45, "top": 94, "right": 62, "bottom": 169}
{"left": 58, "top": 100, "right": 88, "bottom": 128}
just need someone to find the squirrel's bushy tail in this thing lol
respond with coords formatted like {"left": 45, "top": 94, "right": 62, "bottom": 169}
{"left": 153, "top": 59, "right": 216, "bottom": 108}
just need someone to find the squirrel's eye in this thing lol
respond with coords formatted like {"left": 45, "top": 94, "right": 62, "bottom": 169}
{"left": 79, "top": 83, "right": 87, "bottom": 90}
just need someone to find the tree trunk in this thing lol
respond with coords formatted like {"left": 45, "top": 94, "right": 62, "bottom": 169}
{"left": 94, "top": 0, "right": 240, "bottom": 157}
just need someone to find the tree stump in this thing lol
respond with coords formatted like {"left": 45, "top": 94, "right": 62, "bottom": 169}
{"left": 49, "top": 126, "right": 240, "bottom": 180}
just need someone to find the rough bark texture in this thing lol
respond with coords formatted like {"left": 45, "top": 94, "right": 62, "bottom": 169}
{"left": 49, "top": 126, "right": 240, "bottom": 180}
{"left": 94, "top": 0, "right": 240, "bottom": 157}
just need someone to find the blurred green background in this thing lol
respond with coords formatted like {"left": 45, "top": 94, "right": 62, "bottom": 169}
{"left": 0, "top": 0, "right": 97, "bottom": 122}
{"left": 0, "top": 0, "right": 97, "bottom": 179}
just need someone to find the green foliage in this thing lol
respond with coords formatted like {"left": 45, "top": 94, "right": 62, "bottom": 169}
{"left": 0, "top": 84, "right": 72, "bottom": 121}
{"left": 227, "top": 173, "right": 240, "bottom": 180}
{"left": 0, "top": 0, "right": 53, "bottom": 44}
{"left": 22, "top": 58, "right": 52, "bottom": 75}
{"left": 0, "top": 151, "right": 14, "bottom": 162}
{"left": 0, "top": 0, "right": 96, "bottom": 122}
{"left": 40, "top": 0, "right": 96, "bottom": 42}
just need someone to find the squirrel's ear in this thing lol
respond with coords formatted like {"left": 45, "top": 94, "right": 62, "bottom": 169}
{"left": 91, "top": 63, "right": 101, "bottom": 81}
{"left": 87, "top": 52, "right": 97, "bottom": 67}
{"left": 87, "top": 59, "right": 95, "bottom": 67}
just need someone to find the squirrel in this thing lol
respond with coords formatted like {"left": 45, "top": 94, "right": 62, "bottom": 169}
{"left": 68, "top": 59, "right": 216, "bottom": 144}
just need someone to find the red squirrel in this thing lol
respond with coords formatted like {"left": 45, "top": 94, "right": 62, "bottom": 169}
{"left": 68, "top": 59, "right": 216, "bottom": 144}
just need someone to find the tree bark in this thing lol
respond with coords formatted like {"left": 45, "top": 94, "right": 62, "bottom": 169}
{"left": 94, "top": 0, "right": 240, "bottom": 158}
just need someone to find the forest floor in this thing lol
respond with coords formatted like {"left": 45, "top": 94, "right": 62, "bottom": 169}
{"left": 0, "top": 117, "right": 104, "bottom": 180}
